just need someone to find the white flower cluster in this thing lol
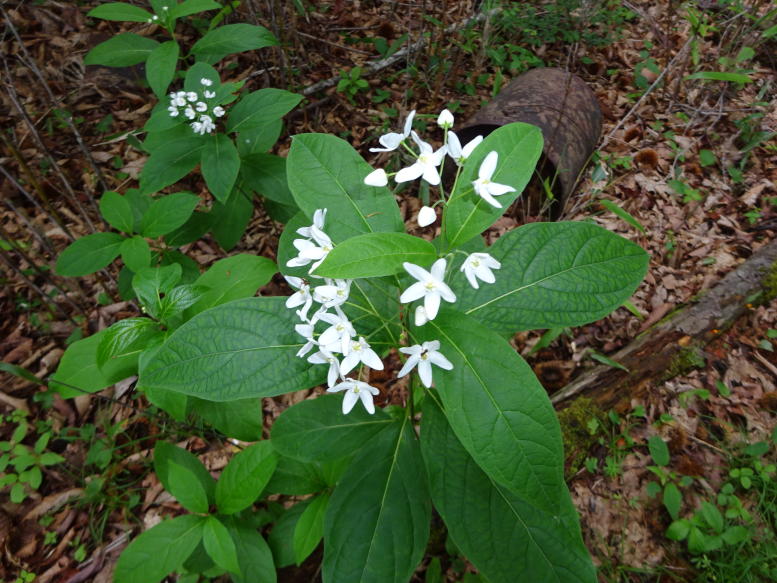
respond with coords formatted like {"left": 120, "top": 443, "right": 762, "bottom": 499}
{"left": 167, "top": 78, "right": 226, "bottom": 136}
{"left": 283, "top": 209, "right": 505, "bottom": 416}
{"left": 363, "top": 109, "right": 516, "bottom": 226}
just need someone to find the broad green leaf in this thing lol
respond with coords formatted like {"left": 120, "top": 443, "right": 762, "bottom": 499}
{"left": 120, "top": 236, "right": 151, "bottom": 273}
{"left": 50, "top": 329, "right": 138, "bottom": 398}
{"left": 685, "top": 71, "right": 752, "bottom": 84}
{"left": 55, "top": 233, "right": 124, "bottom": 277}
{"left": 140, "top": 297, "right": 324, "bottom": 400}
{"left": 87, "top": 2, "right": 153, "bottom": 22}
{"left": 164, "top": 211, "right": 213, "bottom": 247}
{"left": 293, "top": 492, "right": 328, "bottom": 564}
{"left": 188, "top": 254, "right": 276, "bottom": 316}
{"left": 648, "top": 435, "right": 670, "bottom": 467}
{"left": 190, "top": 397, "right": 263, "bottom": 441}
{"left": 314, "top": 233, "right": 437, "bottom": 279}
{"left": 203, "top": 516, "right": 241, "bottom": 576}
{"left": 144, "top": 102, "right": 184, "bottom": 134}
{"left": 268, "top": 501, "right": 309, "bottom": 568}
{"left": 263, "top": 456, "right": 328, "bottom": 496}
{"left": 100, "top": 191, "right": 134, "bottom": 233}
{"left": 84, "top": 33, "right": 159, "bottom": 67}
{"left": 699, "top": 501, "right": 723, "bottom": 533}
{"left": 240, "top": 153, "right": 296, "bottom": 206}
{"left": 146, "top": 41, "right": 180, "bottom": 99}
{"left": 133, "top": 264, "right": 183, "bottom": 319}
{"left": 663, "top": 483, "right": 682, "bottom": 521}
{"left": 158, "top": 284, "right": 207, "bottom": 323}
{"left": 216, "top": 441, "right": 277, "bottom": 515}
{"left": 139, "top": 137, "right": 204, "bottom": 194}
{"left": 442, "top": 122, "right": 543, "bottom": 248}
{"left": 144, "top": 386, "right": 188, "bottom": 421}
{"left": 456, "top": 221, "right": 649, "bottom": 334}
{"left": 154, "top": 441, "right": 216, "bottom": 503}
{"left": 141, "top": 192, "right": 200, "bottom": 238}
{"left": 237, "top": 121, "right": 283, "bottom": 156}
{"left": 201, "top": 134, "right": 240, "bottom": 203}
{"left": 168, "top": 460, "right": 209, "bottom": 513}
{"left": 271, "top": 394, "right": 394, "bottom": 462}
{"left": 210, "top": 189, "right": 253, "bottom": 251}
{"left": 225, "top": 518, "right": 277, "bottom": 583}
{"left": 287, "top": 134, "right": 403, "bottom": 242}
{"left": 170, "top": 0, "right": 221, "bottom": 19}
{"left": 191, "top": 24, "right": 277, "bottom": 64}
{"left": 420, "top": 397, "right": 596, "bottom": 583}
{"left": 415, "top": 309, "right": 564, "bottom": 513}
{"left": 226, "top": 89, "right": 302, "bottom": 133}
{"left": 96, "top": 317, "right": 161, "bottom": 368}
{"left": 114, "top": 515, "right": 204, "bottom": 583}
{"left": 323, "top": 418, "right": 430, "bottom": 583}
{"left": 344, "top": 276, "right": 402, "bottom": 351}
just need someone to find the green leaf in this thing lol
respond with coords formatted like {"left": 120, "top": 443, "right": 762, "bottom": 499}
{"left": 120, "top": 236, "right": 151, "bottom": 273}
{"left": 240, "top": 153, "right": 296, "bottom": 206}
{"left": 421, "top": 396, "right": 596, "bottom": 583}
{"left": 263, "top": 456, "right": 328, "bottom": 496}
{"left": 237, "top": 121, "right": 283, "bottom": 156}
{"left": 685, "top": 71, "right": 752, "bottom": 84}
{"left": 666, "top": 519, "right": 691, "bottom": 541}
{"left": 168, "top": 460, "right": 210, "bottom": 513}
{"left": 210, "top": 189, "right": 253, "bottom": 251}
{"left": 293, "top": 492, "right": 328, "bottom": 564}
{"left": 648, "top": 435, "right": 670, "bottom": 467}
{"left": 599, "top": 199, "right": 646, "bottom": 233}
{"left": 663, "top": 483, "right": 682, "bottom": 521}
{"left": 457, "top": 221, "right": 648, "bottom": 334}
{"left": 226, "top": 89, "right": 302, "bottom": 133}
{"left": 699, "top": 501, "right": 724, "bottom": 533}
{"left": 287, "top": 134, "right": 403, "bottom": 242}
{"left": 268, "top": 501, "right": 309, "bottom": 568}
{"left": 314, "top": 233, "right": 437, "bottom": 279}
{"left": 139, "top": 135, "right": 204, "bottom": 194}
{"left": 114, "top": 515, "right": 204, "bottom": 583}
{"left": 224, "top": 518, "right": 277, "bottom": 583}
{"left": 170, "top": 0, "right": 221, "bottom": 19}
{"left": 442, "top": 122, "right": 543, "bottom": 248}
{"left": 84, "top": 33, "right": 159, "bottom": 67}
{"left": 140, "top": 297, "right": 324, "bottom": 400}
{"left": 271, "top": 394, "right": 394, "bottom": 462}
{"left": 187, "top": 254, "right": 277, "bottom": 317}
{"left": 201, "top": 134, "right": 240, "bottom": 203}
{"left": 190, "top": 397, "right": 263, "bottom": 441}
{"left": 146, "top": 41, "right": 180, "bottom": 99}
{"left": 154, "top": 441, "right": 216, "bottom": 503}
{"left": 96, "top": 317, "right": 161, "bottom": 367}
{"left": 721, "top": 525, "right": 749, "bottom": 545}
{"left": 216, "top": 441, "right": 277, "bottom": 515}
{"left": 158, "top": 284, "right": 207, "bottom": 323}
{"left": 323, "top": 418, "right": 430, "bottom": 583}
{"left": 100, "top": 191, "right": 135, "bottom": 233}
{"left": 0, "top": 362, "right": 45, "bottom": 385}
{"left": 50, "top": 329, "right": 138, "bottom": 398}
{"left": 164, "top": 211, "right": 213, "bottom": 247}
{"left": 87, "top": 2, "right": 154, "bottom": 22}
{"left": 698, "top": 149, "right": 716, "bottom": 167}
{"left": 141, "top": 192, "right": 200, "bottom": 238}
{"left": 55, "top": 233, "right": 124, "bottom": 277}
{"left": 415, "top": 309, "right": 564, "bottom": 513}
{"left": 203, "top": 516, "right": 241, "bottom": 575}
{"left": 191, "top": 24, "right": 277, "bottom": 64}
{"left": 133, "top": 264, "right": 183, "bottom": 318}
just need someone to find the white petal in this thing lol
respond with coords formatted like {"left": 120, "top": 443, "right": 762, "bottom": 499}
{"left": 399, "top": 281, "right": 426, "bottom": 304}
{"left": 464, "top": 265, "right": 479, "bottom": 289}
{"left": 418, "top": 359, "right": 433, "bottom": 388}
{"left": 447, "top": 131, "right": 462, "bottom": 160}
{"left": 358, "top": 388, "right": 376, "bottom": 414}
{"left": 487, "top": 182, "right": 516, "bottom": 196}
{"left": 417, "top": 206, "right": 437, "bottom": 227}
{"left": 479, "top": 151, "right": 498, "bottom": 180}
{"left": 327, "top": 381, "right": 349, "bottom": 393}
{"left": 403, "top": 110, "right": 416, "bottom": 136}
{"left": 395, "top": 162, "right": 424, "bottom": 183}
{"left": 327, "top": 361, "right": 339, "bottom": 387}
{"left": 424, "top": 292, "right": 441, "bottom": 320}
{"left": 342, "top": 390, "right": 359, "bottom": 414}
{"left": 403, "top": 262, "right": 431, "bottom": 282}
{"left": 414, "top": 305, "right": 429, "bottom": 326}
{"left": 340, "top": 352, "right": 359, "bottom": 376}
{"left": 475, "top": 264, "right": 496, "bottom": 284}
{"left": 361, "top": 348, "right": 384, "bottom": 370}
{"left": 423, "top": 340, "right": 441, "bottom": 351}
{"left": 430, "top": 258, "right": 447, "bottom": 281}
{"left": 478, "top": 189, "right": 503, "bottom": 208}
{"left": 437, "top": 108, "right": 454, "bottom": 128}
{"left": 397, "top": 354, "right": 420, "bottom": 378}
{"left": 371, "top": 132, "right": 403, "bottom": 152}
{"left": 364, "top": 168, "right": 388, "bottom": 187}
{"left": 437, "top": 281, "right": 457, "bottom": 303}
{"left": 428, "top": 350, "right": 453, "bottom": 370}
{"left": 399, "top": 345, "right": 423, "bottom": 356}
{"left": 421, "top": 164, "right": 441, "bottom": 186}
{"left": 411, "top": 131, "right": 432, "bottom": 154}
{"left": 462, "top": 135, "right": 483, "bottom": 158}
{"left": 285, "top": 276, "right": 303, "bottom": 289}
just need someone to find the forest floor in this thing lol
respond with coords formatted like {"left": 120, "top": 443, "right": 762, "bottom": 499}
{"left": 1, "top": 0, "right": 776, "bottom": 582}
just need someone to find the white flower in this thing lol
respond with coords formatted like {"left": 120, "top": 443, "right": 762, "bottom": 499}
{"left": 447, "top": 132, "right": 483, "bottom": 166}
{"left": 437, "top": 109, "right": 454, "bottom": 129}
{"left": 364, "top": 168, "right": 388, "bottom": 187}
{"left": 307, "top": 348, "right": 340, "bottom": 387}
{"left": 294, "top": 322, "right": 316, "bottom": 357}
{"left": 286, "top": 236, "right": 333, "bottom": 273}
{"left": 460, "top": 252, "right": 501, "bottom": 289}
{"left": 284, "top": 276, "right": 313, "bottom": 320}
{"left": 369, "top": 110, "right": 415, "bottom": 152}
{"left": 397, "top": 340, "right": 453, "bottom": 388}
{"left": 190, "top": 121, "right": 203, "bottom": 134}
{"left": 472, "top": 151, "right": 516, "bottom": 208}
{"left": 417, "top": 205, "right": 436, "bottom": 227}
{"left": 414, "top": 305, "right": 428, "bottom": 326}
{"left": 204, "top": 90, "right": 216, "bottom": 99}
{"left": 313, "top": 278, "right": 351, "bottom": 308}
{"left": 184, "top": 106, "right": 196, "bottom": 120}
{"left": 167, "top": 105, "right": 179, "bottom": 117}
{"left": 199, "top": 115, "right": 216, "bottom": 133}
{"left": 200, "top": 78, "right": 213, "bottom": 87}
{"left": 399, "top": 258, "right": 456, "bottom": 321}
{"left": 296, "top": 208, "right": 327, "bottom": 239}
{"left": 317, "top": 308, "right": 355, "bottom": 355}
{"left": 195, "top": 101, "right": 208, "bottom": 112}
{"left": 213, "top": 105, "right": 225, "bottom": 117}
{"left": 394, "top": 131, "right": 446, "bottom": 186}
{"left": 173, "top": 95, "right": 187, "bottom": 107}
{"left": 327, "top": 379, "right": 380, "bottom": 414}
{"left": 340, "top": 337, "right": 384, "bottom": 375}
{"left": 186, "top": 91, "right": 198, "bottom": 102}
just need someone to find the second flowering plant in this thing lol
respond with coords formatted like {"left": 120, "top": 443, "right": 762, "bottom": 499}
{"left": 132, "top": 110, "right": 648, "bottom": 582}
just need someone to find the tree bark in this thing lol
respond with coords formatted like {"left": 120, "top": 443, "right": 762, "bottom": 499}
{"left": 551, "top": 237, "right": 777, "bottom": 411}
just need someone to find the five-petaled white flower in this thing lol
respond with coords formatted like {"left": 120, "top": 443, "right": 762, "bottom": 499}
{"left": 200, "top": 78, "right": 213, "bottom": 87}
{"left": 460, "top": 252, "right": 501, "bottom": 289}
{"left": 285, "top": 276, "right": 313, "bottom": 320}
{"left": 307, "top": 348, "right": 341, "bottom": 387}
{"left": 287, "top": 229, "right": 333, "bottom": 273}
{"left": 395, "top": 131, "right": 446, "bottom": 186}
{"left": 317, "top": 308, "right": 356, "bottom": 355}
{"left": 417, "top": 205, "right": 436, "bottom": 227}
{"left": 399, "top": 258, "right": 456, "bottom": 321}
{"left": 447, "top": 131, "right": 483, "bottom": 166}
{"left": 296, "top": 208, "right": 327, "bottom": 239}
{"left": 472, "top": 151, "right": 516, "bottom": 208}
{"left": 327, "top": 378, "right": 380, "bottom": 414}
{"left": 364, "top": 168, "right": 388, "bottom": 187}
{"left": 397, "top": 340, "right": 453, "bottom": 388}
{"left": 370, "top": 110, "right": 415, "bottom": 152}
{"left": 313, "top": 279, "right": 352, "bottom": 308}
{"left": 340, "top": 337, "right": 384, "bottom": 375}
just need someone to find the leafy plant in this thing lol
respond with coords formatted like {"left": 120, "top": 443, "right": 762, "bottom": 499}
{"left": 336, "top": 66, "right": 369, "bottom": 103}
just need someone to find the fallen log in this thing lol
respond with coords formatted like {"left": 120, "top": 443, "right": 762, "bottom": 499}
{"left": 551, "top": 236, "right": 777, "bottom": 411}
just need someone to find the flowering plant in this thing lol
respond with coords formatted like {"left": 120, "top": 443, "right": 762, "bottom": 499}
{"left": 126, "top": 109, "right": 648, "bottom": 581}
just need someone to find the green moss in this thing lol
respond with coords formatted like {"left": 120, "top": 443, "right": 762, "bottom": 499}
{"left": 664, "top": 345, "right": 706, "bottom": 380}
{"left": 557, "top": 397, "right": 606, "bottom": 478}
{"left": 762, "top": 260, "right": 777, "bottom": 302}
